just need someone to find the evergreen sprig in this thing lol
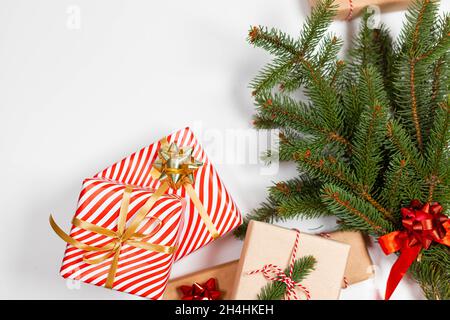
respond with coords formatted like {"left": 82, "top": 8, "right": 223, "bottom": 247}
{"left": 237, "top": 0, "right": 450, "bottom": 299}
{"left": 257, "top": 256, "right": 316, "bottom": 300}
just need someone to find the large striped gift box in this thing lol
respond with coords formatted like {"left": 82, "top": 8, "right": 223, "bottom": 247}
{"left": 58, "top": 178, "right": 186, "bottom": 299}
{"left": 95, "top": 127, "right": 242, "bottom": 260}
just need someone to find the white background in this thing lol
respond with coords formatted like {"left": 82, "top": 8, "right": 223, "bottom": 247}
{"left": 0, "top": 0, "right": 448, "bottom": 300}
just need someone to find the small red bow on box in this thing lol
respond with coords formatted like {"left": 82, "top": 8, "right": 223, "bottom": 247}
{"left": 379, "top": 200, "right": 450, "bottom": 300}
{"left": 178, "top": 278, "right": 222, "bottom": 300}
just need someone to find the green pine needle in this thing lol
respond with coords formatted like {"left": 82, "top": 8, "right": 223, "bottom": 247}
{"left": 257, "top": 256, "right": 316, "bottom": 300}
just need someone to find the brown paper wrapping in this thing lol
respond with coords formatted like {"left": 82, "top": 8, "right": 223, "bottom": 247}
{"left": 327, "top": 231, "right": 374, "bottom": 287}
{"left": 164, "top": 261, "right": 238, "bottom": 300}
{"left": 231, "top": 221, "right": 350, "bottom": 300}
{"left": 308, "top": 0, "right": 412, "bottom": 20}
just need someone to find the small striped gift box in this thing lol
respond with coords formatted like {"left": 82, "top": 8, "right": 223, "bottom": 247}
{"left": 95, "top": 127, "right": 242, "bottom": 260}
{"left": 57, "top": 178, "right": 186, "bottom": 299}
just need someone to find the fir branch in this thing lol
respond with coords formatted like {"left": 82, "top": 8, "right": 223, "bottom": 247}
{"left": 417, "top": 13, "right": 450, "bottom": 64}
{"left": 427, "top": 56, "right": 446, "bottom": 130}
{"left": 424, "top": 101, "right": 450, "bottom": 202}
{"left": 250, "top": 57, "right": 295, "bottom": 95}
{"left": 342, "top": 84, "right": 363, "bottom": 137}
{"left": 298, "top": 0, "right": 337, "bottom": 58}
{"left": 321, "top": 184, "right": 395, "bottom": 236}
{"left": 347, "top": 9, "right": 395, "bottom": 84}
{"left": 409, "top": 245, "right": 450, "bottom": 300}
{"left": 233, "top": 176, "right": 331, "bottom": 239}
{"left": 351, "top": 67, "right": 389, "bottom": 190}
{"left": 248, "top": 26, "right": 298, "bottom": 57}
{"left": 295, "top": 149, "right": 396, "bottom": 221}
{"left": 271, "top": 176, "right": 332, "bottom": 219}
{"left": 234, "top": 201, "right": 277, "bottom": 240}
{"left": 294, "top": 148, "right": 357, "bottom": 189}
{"left": 329, "top": 60, "right": 346, "bottom": 88}
{"left": 408, "top": 58, "right": 424, "bottom": 150}
{"left": 255, "top": 93, "right": 351, "bottom": 148}
{"left": 380, "top": 155, "right": 411, "bottom": 214}
{"left": 258, "top": 256, "right": 316, "bottom": 300}
{"left": 317, "top": 35, "right": 343, "bottom": 69}
{"left": 386, "top": 120, "right": 425, "bottom": 175}
{"left": 248, "top": 0, "right": 337, "bottom": 96}
{"left": 394, "top": 0, "right": 442, "bottom": 150}
{"left": 297, "top": 56, "right": 344, "bottom": 133}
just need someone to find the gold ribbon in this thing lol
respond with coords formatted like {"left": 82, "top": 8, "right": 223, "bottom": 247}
{"left": 50, "top": 184, "right": 176, "bottom": 289}
{"left": 150, "top": 138, "right": 220, "bottom": 239}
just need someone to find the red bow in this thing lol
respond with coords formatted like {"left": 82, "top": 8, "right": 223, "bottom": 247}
{"left": 379, "top": 200, "right": 450, "bottom": 300}
{"left": 178, "top": 278, "right": 222, "bottom": 300}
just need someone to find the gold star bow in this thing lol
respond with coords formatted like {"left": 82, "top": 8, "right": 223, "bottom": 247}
{"left": 153, "top": 141, "right": 203, "bottom": 189}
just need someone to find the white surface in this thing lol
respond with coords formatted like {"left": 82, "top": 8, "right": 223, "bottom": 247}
{"left": 0, "top": 0, "right": 447, "bottom": 300}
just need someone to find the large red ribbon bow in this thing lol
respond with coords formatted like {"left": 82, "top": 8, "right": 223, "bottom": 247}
{"left": 379, "top": 200, "right": 450, "bottom": 300}
{"left": 178, "top": 278, "right": 222, "bottom": 300}
{"left": 247, "top": 230, "right": 311, "bottom": 300}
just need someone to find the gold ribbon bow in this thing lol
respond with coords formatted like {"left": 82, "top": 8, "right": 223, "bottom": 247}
{"left": 50, "top": 184, "right": 176, "bottom": 289}
{"left": 150, "top": 138, "right": 219, "bottom": 239}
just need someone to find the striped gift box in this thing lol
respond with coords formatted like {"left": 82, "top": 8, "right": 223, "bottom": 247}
{"left": 59, "top": 178, "right": 186, "bottom": 299}
{"left": 95, "top": 127, "right": 242, "bottom": 260}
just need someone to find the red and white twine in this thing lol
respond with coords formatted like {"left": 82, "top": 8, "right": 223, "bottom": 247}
{"left": 247, "top": 229, "right": 311, "bottom": 300}
{"left": 345, "top": 0, "right": 354, "bottom": 21}
{"left": 343, "top": 276, "right": 349, "bottom": 288}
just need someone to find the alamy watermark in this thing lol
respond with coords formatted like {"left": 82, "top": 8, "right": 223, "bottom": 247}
{"left": 190, "top": 122, "right": 280, "bottom": 176}
{"left": 366, "top": 5, "right": 381, "bottom": 30}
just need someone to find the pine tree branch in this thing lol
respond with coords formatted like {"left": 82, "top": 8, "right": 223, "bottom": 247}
{"left": 295, "top": 149, "right": 396, "bottom": 221}
{"left": 386, "top": 120, "right": 425, "bottom": 175}
{"left": 352, "top": 66, "right": 389, "bottom": 191}
{"left": 258, "top": 256, "right": 316, "bottom": 300}
{"left": 409, "top": 244, "right": 450, "bottom": 300}
{"left": 255, "top": 93, "right": 351, "bottom": 148}
{"left": 430, "top": 57, "right": 445, "bottom": 113}
{"left": 250, "top": 57, "right": 295, "bottom": 95}
{"left": 248, "top": 0, "right": 338, "bottom": 96}
{"left": 317, "top": 35, "right": 342, "bottom": 69}
{"left": 298, "top": 0, "right": 337, "bottom": 57}
{"left": 381, "top": 155, "right": 411, "bottom": 214}
{"left": 249, "top": 26, "right": 298, "bottom": 57}
{"left": 321, "top": 184, "right": 395, "bottom": 235}
{"left": 409, "top": 58, "right": 424, "bottom": 150}
{"left": 233, "top": 201, "right": 277, "bottom": 240}
{"left": 416, "top": 14, "right": 450, "bottom": 63}
{"left": 297, "top": 56, "right": 345, "bottom": 136}
{"left": 270, "top": 176, "right": 332, "bottom": 219}
{"left": 395, "top": 0, "right": 441, "bottom": 151}
{"left": 425, "top": 101, "right": 450, "bottom": 201}
{"left": 330, "top": 60, "right": 346, "bottom": 88}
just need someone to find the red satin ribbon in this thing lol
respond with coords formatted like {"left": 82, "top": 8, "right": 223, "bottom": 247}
{"left": 379, "top": 200, "right": 450, "bottom": 300}
{"left": 178, "top": 278, "right": 222, "bottom": 300}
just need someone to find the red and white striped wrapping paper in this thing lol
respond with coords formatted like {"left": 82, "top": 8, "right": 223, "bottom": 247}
{"left": 95, "top": 127, "right": 243, "bottom": 260}
{"left": 60, "top": 178, "right": 186, "bottom": 299}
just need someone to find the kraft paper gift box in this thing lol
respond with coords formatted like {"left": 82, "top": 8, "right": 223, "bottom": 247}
{"left": 326, "top": 231, "right": 374, "bottom": 287}
{"left": 51, "top": 178, "right": 186, "bottom": 299}
{"left": 164, "top": 261, "right": 238, "bottom": 300}
{"left": 308, "top": 0, "right": 413, "bottom": 20}
{"left": 232, "top": 221, "right": 350, "bottom": 300}
{"left": 94, "top": 127, "right": 242, "bottom": 260}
